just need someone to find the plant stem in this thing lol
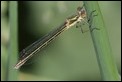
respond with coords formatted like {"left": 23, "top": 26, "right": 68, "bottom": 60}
{"left": 83, "top": 1, "right": 120, "bottom": 81}
{"left": 6, "top": 1, "right": 18, "bottom": 81}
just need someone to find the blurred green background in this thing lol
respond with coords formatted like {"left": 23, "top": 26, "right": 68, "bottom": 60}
{"left": 1, "top": 1, "right": 121, "bottom": 81}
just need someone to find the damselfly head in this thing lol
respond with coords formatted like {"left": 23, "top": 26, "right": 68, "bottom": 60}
{"left": 77, "top": 6, "right": 86, "bottom": 19}
{"left": 81, "top": 10, "right": 86, "bottom": 18}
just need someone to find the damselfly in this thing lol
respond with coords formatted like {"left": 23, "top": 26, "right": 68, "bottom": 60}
{"left": 14, "top": 6, "right": 87, "bottom": 69}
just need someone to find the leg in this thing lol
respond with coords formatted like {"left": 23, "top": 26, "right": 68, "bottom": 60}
{"left": 87, "top": 10, "right": 100, "bottom": 32}
{"left": 76, "top": 19, "right": 90, "bottom": 33}
{"left": 88, "top": 10, "right": 97, "bottom": 23}
{"left": 76, "top": 21, "right": 80, "bottom": 28}
{"left": 90, "top": 27, "right": 100, "bottom": 32}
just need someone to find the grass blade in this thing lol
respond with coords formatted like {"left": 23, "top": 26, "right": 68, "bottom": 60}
{"left": 84, "top": 1, "right": 120, "bottom": 81}
{"left": 6, "top": 1, "right": 18, "bottom": 81}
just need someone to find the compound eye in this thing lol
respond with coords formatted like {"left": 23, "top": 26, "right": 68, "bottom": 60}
{"left": 77, "top": 6, "right": 83, "bottom": 11}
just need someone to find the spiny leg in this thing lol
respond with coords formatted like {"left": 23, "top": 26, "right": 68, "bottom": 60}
{"left": 88, "top": 10, "right": 97, "bottom": 23}
{"left": 76, "top": 19, "right": 90, "bottom": 33}
{"left": 87, "top": 10, "right": 100, "bottom": 32}
{"left": 76, "top": 21, "right": 80, "bottom": 28}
